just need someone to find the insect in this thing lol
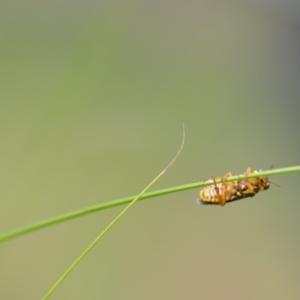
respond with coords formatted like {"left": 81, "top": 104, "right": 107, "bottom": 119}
{"left": 197, "top": 167, "right": 274, "bottom": 207}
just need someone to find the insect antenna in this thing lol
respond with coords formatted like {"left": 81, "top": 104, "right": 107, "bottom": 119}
{"left": 269, "top": 180, "right": 280, "bottom": 187}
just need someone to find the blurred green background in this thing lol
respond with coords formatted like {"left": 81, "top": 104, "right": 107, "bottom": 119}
{"left": 1, "top": 1, "right": 300, "bottom": 299}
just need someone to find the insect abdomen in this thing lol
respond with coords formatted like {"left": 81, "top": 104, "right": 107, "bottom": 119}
{"left": 198, "top": 180, "right": 239, "bottom": 205}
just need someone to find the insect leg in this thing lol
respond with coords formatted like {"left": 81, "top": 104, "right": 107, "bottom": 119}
{"left": 245, "top": 167, "right": 252, "bottom": 175}
{"left": 218, "top": 173, "right": 232, "bottom": 206}
{"left": 211, "top": 177, "right": 224, "bottom": 206}
{"left": 241, "top": 167, "right": 257, "bottom": 194}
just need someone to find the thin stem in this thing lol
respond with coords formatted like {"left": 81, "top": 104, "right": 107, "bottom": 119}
{"left": 0, "top": 165, "right": 299, "bottom": 244}
{"left": 41, "top": 123, "right": 185, "bottom": 299}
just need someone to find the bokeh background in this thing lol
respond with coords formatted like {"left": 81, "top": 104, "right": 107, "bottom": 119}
{"left": 1, "top": 1, "right": 300, "bottom": 299}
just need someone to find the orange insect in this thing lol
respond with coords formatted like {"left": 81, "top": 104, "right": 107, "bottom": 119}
{"left": 197, "top": 167, "right": 274, "bottom": 207}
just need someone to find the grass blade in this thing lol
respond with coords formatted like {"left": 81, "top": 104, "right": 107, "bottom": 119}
{"left": 41, "top": 123, "right": 185, "bottom": 299}
{"left": 1, "top": 165, "right": 300, "bottom": 244}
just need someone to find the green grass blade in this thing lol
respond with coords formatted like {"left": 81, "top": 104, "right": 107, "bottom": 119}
{"left": 41, "top": 123, "right": 185, "bottom": 299}
{"left": 0, "top": 165, "right": 300, "bottom": 244}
